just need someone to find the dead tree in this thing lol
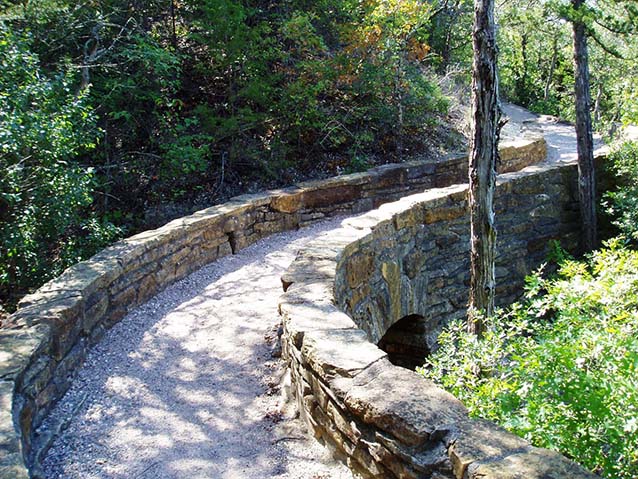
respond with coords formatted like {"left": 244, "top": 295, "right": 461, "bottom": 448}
{"left": 572, "top": 0, "right": 597, "bottom": 251}
{"left": 468, "top": 0, "right": 500, "bottom": 335}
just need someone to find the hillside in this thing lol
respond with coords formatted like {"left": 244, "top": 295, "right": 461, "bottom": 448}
{"left": 2, "top": 0, "right": 637, "bottom": 314}
{"left": 0, "top": 0, "right": 468, "bottom": 313}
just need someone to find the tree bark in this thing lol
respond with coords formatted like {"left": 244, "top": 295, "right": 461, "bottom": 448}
{"left": 593, "top": 81, "right": 603, "bottom": 123}
{"left": 170, "top": 0, "right": 178, "bottom": 49}
{"left": 518, "top": 32, "right": 529, "bottom": 102}
{"left": 468, "top": 0, "right": 500, "bottom": 336}
{"left": 544, "top": 34, "right": 558, "bottom": 102}
{"left": 572, "top": 0, "right": 597, "bottom": 252}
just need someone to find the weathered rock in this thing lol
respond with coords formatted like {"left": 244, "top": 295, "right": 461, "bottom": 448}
{"left": 344, "top": 359, "right": 467, "bottom": 447}
{"left": 467, "top": 447, "right": 598, "bottom": 479}
{"left": 281, "top": 257, "right": 337, "bottom": 289}
{"left": 0, "top": 325, "right": 50, "bottom": 382}
{"left": 301, "top": 329, "right": 387, "bottom": 381}
{"left": 498, "top": 137, "right": 547, "bottom": 174}
{"left": 0, "top": 382, "right": 19, "bottom": 453}
{"left": 303, "top": 184, "right": 362, "bottom": 209}
{"left": 375, "top": 431, "right": 451, "bottom": 474}
{"left": 281, "top": 303, "right": 356, "bottom": 348}
{"left": 447, "top": 419, "right": 530, "bottom": 478}
{"left": 345, "top": 253, "right": 375, "bottom": 288}
{"left": 270, "top": 188, "right": 304, "bottom": 213}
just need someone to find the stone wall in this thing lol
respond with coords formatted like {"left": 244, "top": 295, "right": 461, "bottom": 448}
{"left": 278, "top": 159, "right": 599, "bottom": 478}
{"left": 0, "top": 139, "right": 545, "bottom": 477}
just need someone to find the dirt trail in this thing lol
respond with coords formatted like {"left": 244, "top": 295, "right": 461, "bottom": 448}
{"left": 40, "top": 104, "right": 593, "bottom": 479}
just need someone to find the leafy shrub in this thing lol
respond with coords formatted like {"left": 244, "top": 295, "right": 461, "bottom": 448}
{"left": 0, "top": 24, "right": 121, "bottom": 306}
{"left": 603, "top": 140, "right": 638, "bottom": 241}
{"left": 420, "top": 240, "right": 638, "bottom": 479}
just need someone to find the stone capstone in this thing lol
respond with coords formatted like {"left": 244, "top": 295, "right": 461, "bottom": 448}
{"left": 343, "top": 359, "right": 467, "bottom": 447}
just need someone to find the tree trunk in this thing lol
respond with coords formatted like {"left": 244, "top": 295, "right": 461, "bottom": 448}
{"left": 572, "top": 0, "right": 597, "bottom": 252}
{"left": 593, "top": 81, "right": 603, "bottom": 123}
{"left": 518, "top": 32, "right": 529, "bottom": 102}
{"left": 468, "top": 0, "right": 500, "bottom": 336}
{"left": 170, "top": 0, "right": 178, "bottom": 49}
{"left": 544, "top": 35, "right": 558, "bottom": 102}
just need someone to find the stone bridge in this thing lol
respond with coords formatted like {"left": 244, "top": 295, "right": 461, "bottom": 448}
{"left": 279, "top": 162, "right": 592, "bottom": 478}
{"left": 0, "top": 113, "right": 604, "bottom": 478}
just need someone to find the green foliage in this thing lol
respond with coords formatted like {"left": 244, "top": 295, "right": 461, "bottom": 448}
{"left": 0, "top": 0, "right": 455, "bottom": 309}
{"left": 494, "top": 0, "right": 638, "bottom": 127}
{"left": 603, "top": 140, "right": 638, "bottom": 241}
{"left": 427, "top": 0, "right": 473, "bottom": 72}
{"left": 420, "top": 241, "right": 638, "bottom": 478}
{"left": 0, "top": 23, "right": 121, "bottom": 305}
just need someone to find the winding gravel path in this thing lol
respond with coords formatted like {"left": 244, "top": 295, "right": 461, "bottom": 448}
{"left": 41, "top": 217, "right": 356, "bottom": 479}
{"left": 40, "top": 104, "right": 599, "bottom": 479}
{"left": 501, "top": 103, "right": 604, "bottom": 161}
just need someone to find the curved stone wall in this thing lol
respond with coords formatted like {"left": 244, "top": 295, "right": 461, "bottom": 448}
{"left": 0, "top": 139, "right": 544, "bottom": 477}
{"left": 278, "top": 159, "right": 599, "bottom": 478}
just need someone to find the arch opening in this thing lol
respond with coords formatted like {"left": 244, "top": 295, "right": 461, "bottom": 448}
{"left": 377, "top": 314, "right": 430, "bottom": 370}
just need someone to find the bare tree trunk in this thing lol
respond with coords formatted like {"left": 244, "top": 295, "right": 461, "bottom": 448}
{"left": 170, "top": 0, "right": 177, "bottom": 49}
{"left": 544, "top": 35, "right": 558, "bottom": 102}
{"left": 572, "top": 0, "right": 597, "bottom": 251}
{"left": 468, "top": 0, "right": 500, "bottom": 336}
{"left": 518, "top": 32, "right": 529, "bottom": 101}
{"left": 394, "top": 56, "right": 405, "bottom": 158}
{"left": 593, "top": 81, "right": 603, "bottom": 123}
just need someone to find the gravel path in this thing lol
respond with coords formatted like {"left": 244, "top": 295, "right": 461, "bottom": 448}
{"left": 40, "top": 217, "right": 356, "bottom": 479}
{"left": 501, "top": 103, "right": 604, "bottom": 162}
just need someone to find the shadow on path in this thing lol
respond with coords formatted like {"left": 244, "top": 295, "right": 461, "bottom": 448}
{"left": 41, "top": 218, "right": 355, "bottom": 479}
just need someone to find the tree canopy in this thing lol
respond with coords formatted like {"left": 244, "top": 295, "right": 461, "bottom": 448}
{"left": 1, "top": 0, "right": 638, "bottom": 311}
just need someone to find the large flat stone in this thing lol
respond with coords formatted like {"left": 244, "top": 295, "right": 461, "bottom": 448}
{"left": 498, "top": 137, "right": 547, "bottom": 174}
{"left": 344, "top": 359, "right": 467, "bottom": 447}
{"left": 0, "top": 324, "right": 50, "bottom": 381}
{"left": 301, "top": 329, "right": 387, "bottom": 382}
{"left": 281, "top": 257, "right": 337, "bottom": 290}
{"left": 298, "top": 172, "right": 371, "bottom": 190}
{"left": 280, "top": 303, "right": 357, "bottom": 348}
{"left": 448, "top": 419, "right": 529, "bottom": 478}
{"left": 270, "top": 187, "right": 304, "bottom": 213}
{"left": 279, "top": 281, "right": 335, "bottom": 304}
{"left": 302, "top": 184, "right": 362, "bottom": 209}
{"left": 0, "top": 382, "right": 28, "bottom": 475}
{"left": 368, "top": 164, "right": 408, "bottom": 189}
{"left": 0, "top": 381, "right": 18, "bottom": 449}
{"left": 374, "top": 431, "right": 451, "bottom": 474}
{"left": 11, "top": 298, "right": 79, "bottom": 362}
{"left": 18, "top": 259, "right": 119, "bottom": 310}
{"left": 342, "top": 212, "right": 390, "bottom": 231}
{"left": 468, "top": 446, "right": 598, "bottom": 479}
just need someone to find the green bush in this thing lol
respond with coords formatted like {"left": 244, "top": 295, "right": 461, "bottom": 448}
{"left": 0, "top": 0, "right": 453, "bottom": 308}
{"left": 420, "top": 240, "right": 638, "bottom": 479}
{"left": 0, "top": 24, "right": 121, "bottom": 306}
{"left": 603, "top": 140, "right": 638, "bottom": 241}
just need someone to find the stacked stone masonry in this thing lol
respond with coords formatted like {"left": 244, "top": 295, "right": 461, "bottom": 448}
{"left": 0, "top": 136, "right": 559, "bottom": 478}
{"left": 279, "top": 160, "right": 604, "bottom": 478}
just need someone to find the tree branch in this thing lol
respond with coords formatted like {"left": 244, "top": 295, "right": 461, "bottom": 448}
{"left": 589, "top": 28, "right": 625, "bottom": 59}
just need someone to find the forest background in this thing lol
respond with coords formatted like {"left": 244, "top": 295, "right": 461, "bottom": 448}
{"left": 1, "top": 0, "right": 637, "bottom": 313}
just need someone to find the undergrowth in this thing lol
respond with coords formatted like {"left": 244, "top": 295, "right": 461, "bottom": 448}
{"left": 419, "top": 239, "right": 638, "bottom": 478}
